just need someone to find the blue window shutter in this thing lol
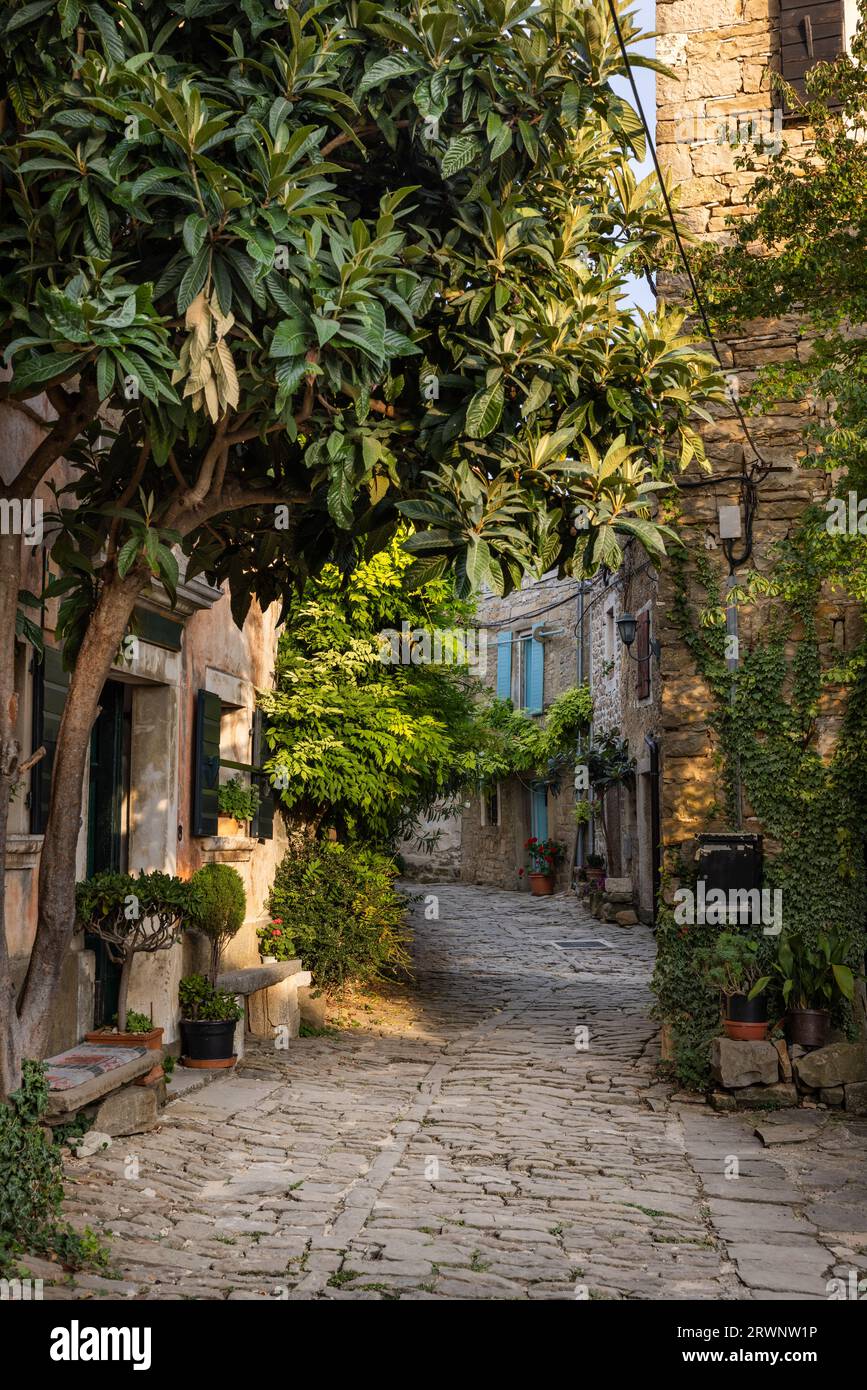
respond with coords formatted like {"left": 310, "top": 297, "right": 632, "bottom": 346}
{"left": 531, "top": 786, "right": 548, "bottom": 841}
{"left": 526, "top": 631, "right": 545, "bottom": 713}
{"left": 496, "top": 632, "right": 512, "bottom": 700}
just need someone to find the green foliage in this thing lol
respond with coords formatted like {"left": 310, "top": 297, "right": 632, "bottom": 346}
{"left": 267, "top": 840, "right": 411, "bottom": 990}
{"left": 188, "top": 864, "right": 247, "bottom": 984}
{"left": 259, "top": 535, "right": 484, "bottom": 843}
{"left": 1, "top": 0, "right": 723, "bottom": 666}
{"left": 753, "top": 931, "right": 859, "bottom": 1011}
{"left": 218, "top": 776, "right": 260, "bottom": 825}
{"left": 695, "top": 931, "right": 766, "bottom": 998}
{"left": 121, "top": 1011, "right": 154, "bottom": 1034}
{"left": 178, "top": 974, "right": 243, "bottom": 1023}
{"left": 74, "top": 869, "right": 196, "bottom": 957}
{"left": 654, "top": 543, "right": 867, "bottom": 1087}
{"left": 475, "top": 684, "right": 593, "bottom": 785}
{"left": 0, "top": 1061, "right": 108, "bottom": 1277}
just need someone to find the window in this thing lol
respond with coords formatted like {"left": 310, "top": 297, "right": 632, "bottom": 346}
{"left": 481, "top": 784, "right": 500, "bottom": 828}
{"left": 780, "top": 0, "right": 847, "bottom": 106}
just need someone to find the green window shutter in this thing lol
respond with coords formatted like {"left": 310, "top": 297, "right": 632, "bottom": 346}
{"left": 30, "top": 646, "right": 69, "bottom": 834}
{"left": 250, "top": 707, "right": 275, "bottom": 841}
{"left": 526, "top": 629, "right": 545, "bottom": 714}
{"left": 192, "top": 689, "right": 221, "bottom": 836}
{"left": 496, "top": 631, "right": 512, "bottom": 700}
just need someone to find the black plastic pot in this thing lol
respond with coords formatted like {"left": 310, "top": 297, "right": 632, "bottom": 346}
{"left": 727, "top": 993, "right": 768, "bottom": 1024}
{"left": 785, "top": 1009, "right": 830, "bottom": 1048}
{"left": 181, "top": 1019, "right": 237, "bottom": 1061}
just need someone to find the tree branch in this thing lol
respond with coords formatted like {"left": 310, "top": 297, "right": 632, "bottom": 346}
{"left": 6, "top": 378, "right": 100, "bottom": 501}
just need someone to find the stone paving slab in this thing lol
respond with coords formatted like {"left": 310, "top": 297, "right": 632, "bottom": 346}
{"left": 43, "top": 883, "right": 867, "bottom": 1300}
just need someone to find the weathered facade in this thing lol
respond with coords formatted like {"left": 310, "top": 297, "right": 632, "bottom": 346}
{"left": 653, "top": 0, "right": 858, "bottom": 860}
{"left": 3, "top": 395, "right": 285, "bottom": 1056}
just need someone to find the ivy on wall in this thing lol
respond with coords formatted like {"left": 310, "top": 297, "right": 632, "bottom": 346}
{"left": 653, "top": 535, "right": 867, "bottom": 1088}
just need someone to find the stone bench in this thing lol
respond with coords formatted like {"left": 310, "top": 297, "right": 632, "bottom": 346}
{"left": 216, "top": 960, "right": 312, "bottom": 1057}
{"left": 44, "top": 1044, "right": 159, "bottom": 1135}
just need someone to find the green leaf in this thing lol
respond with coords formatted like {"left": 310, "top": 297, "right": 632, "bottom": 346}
{"left": 177, "top": 246, "right": 210, "bottom": 314}
{"left": 271, "top": 318, "right": 309, "bottom": 359}
{"left": 441, "top": 136, "right": 480, "bottom": 179}
{"left": 117, "top": 536, "right": 143, "bottom": 579}
{"left": 465, "top": 381, "right": 504, "bottom": 439}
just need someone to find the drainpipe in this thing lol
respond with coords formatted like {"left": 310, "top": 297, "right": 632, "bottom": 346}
{"left": 645, "top": 734, "right": 661, "bottom": 925}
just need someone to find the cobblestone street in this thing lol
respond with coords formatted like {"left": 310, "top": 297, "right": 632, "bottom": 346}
{"left": 45, "top": 885, "right": 867, "bottom": 1301}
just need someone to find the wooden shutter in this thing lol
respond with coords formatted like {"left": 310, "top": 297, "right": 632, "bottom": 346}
{"left": 780, "top": 0, "right": 845, "bottom": 104}
{"left": 30, "top": 645, "right": 69, "bottom": 834}
{"left": 495, "top": 631, "right": 512, "bottom": 700}
{"left": 636, "top": 611, "right": 651, "bottom": 701}
{"left": 250, "top": 707, "right": 275, "bottom": 841}
{"left": 526, "top": 629, "right": 545, "bottom": 714}
{"left": 192, "top": 689, "right": 221, "bottom": 836}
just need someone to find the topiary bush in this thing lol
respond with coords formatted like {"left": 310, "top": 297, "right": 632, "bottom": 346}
{"left": 188, "top": 864, "right": 246, "bottom": 984}
{"left": 267, "top": 842, "right": 411, "bottom": 991}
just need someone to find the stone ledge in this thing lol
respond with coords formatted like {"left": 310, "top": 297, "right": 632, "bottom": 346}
{"left": 217, "top": 961, "right": 305, "bottom": 995}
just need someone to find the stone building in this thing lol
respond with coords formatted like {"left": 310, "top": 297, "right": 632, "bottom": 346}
{"left": 3, "top": 395, "right": 286, "bottom": 1057}
{"left": 653, "top": 0, "right": 859, "bottom": 861}
{"left": 459, "top": 572, "right": 585, "bottom": 891}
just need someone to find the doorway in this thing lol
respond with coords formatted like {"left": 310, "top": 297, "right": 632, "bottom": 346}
{"left": 85, "top": 679, "right": 132, "bottom": 1027}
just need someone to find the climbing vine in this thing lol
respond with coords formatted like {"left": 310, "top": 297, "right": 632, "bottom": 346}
{"left": 0, "top": 1062, "right": 109, "bottom": 1277}
{"left": 653, "top": 534, "right": 867, "bottom": 1088}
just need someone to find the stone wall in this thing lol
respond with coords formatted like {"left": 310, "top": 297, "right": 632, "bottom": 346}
{"left": 654, "top": 0, "right": 849, "bottom": 861}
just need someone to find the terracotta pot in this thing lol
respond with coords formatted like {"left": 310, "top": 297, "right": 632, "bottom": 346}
{"left": 529, "top": 872, "right": 554, "bottom": 896}
{"left": 723, "top": 1019, "right": 769, "bottom": 1042}
{"left": 85, "top": 1027, "right": 163, "bottom": 1052}
{"left": 217, "top": 815, "right": 245, "bottom": 836}
{"left": 785, "top": 1008, "right": 830, "bottom": 1048}
{"left": 585, "top": 867, "right": 605, "bottom": 885}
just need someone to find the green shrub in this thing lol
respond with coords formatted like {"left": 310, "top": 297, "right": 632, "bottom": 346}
{"left": 0, "top": 1062, "right": 108, "bottom": 1277}
{"left": 188, "top": 864, "right": 246, "bottom": 983}
{"left": 178, "top": 975, "right": 243, "bottom": 1023}
{"left": 267, "top": 841, "right": 411, "bottom": 991}
{"left": 122, "top": 1011, "right": 154, "bottom": 1034}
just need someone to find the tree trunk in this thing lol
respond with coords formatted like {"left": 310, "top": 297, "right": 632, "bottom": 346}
{"left": 115, "top": 953, "right": 133, "bottom": 1036}
{"left": 0, "top": 531, "right": 24, "bottom": 1097}
{"left": 17, "top": 567, "right": 146, "bottom": 1063}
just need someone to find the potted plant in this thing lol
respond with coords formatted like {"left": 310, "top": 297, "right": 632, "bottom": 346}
{"left": 178, "top": 974, "right": 243, "bottom": 1068}
{"left": 698, "top": 931, "right": 769, "bottom": 1041}
{"left": 181, "top": 863, "right": 247, "bottom": 1065}
{"left": 257, "top": 917, "right": 291, "bottom": 963}
{"left": 751, "top": 930, "right": 858, "bottom": 1048}
{"left": 584, "top": 852, "right": 605, "bottom": 886}
{"left": 525, "top": 837, "right": 567, "bottom": 895}
{"left": 217, "top": 776, "right": 259, "bottom": 835}
{"left": 76, "top": 869, "right": 196, "bottom": 1052}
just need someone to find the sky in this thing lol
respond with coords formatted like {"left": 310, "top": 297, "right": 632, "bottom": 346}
{"left": 611, "top": 0, "right": 657, "bottom": 311}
